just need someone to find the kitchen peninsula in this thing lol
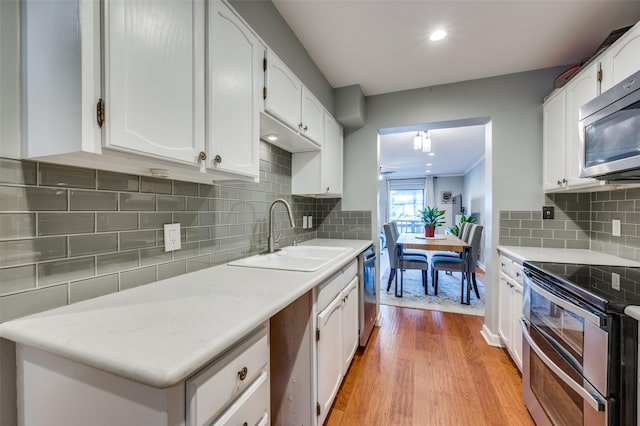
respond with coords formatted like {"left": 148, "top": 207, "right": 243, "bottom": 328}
{"left": 0, "top": 238, "right": 373, "bottom": 425}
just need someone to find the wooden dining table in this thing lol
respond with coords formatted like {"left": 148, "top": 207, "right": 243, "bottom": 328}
{"left": 396, "top": 233, "right": 473, "bottom": 304}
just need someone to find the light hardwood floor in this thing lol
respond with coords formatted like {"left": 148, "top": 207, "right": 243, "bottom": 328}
{"left": 325, "top": 304, "right": 534, "bottom": 425}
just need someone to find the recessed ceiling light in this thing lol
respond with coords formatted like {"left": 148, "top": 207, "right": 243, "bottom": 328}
{"left": 426, "top": 163, "right": 432, "bottom": 166}
{"left": 426, "top": 170, "right": 431, "bottom": 173}
{"left": 266, "top": 134, "right": 278, "bottom": 142}
{"left": 430, "top": 30, "right": 447, "bottom": 41}
{"left": 428, "top": 152, "right": 435, "bottom": 156}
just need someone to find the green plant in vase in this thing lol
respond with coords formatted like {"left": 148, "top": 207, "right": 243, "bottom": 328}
{"left": 417, "top": 206, "right": 446, "bottom": 237}
{"left": 447, "top": 213, "right": 477, "bottom": 237}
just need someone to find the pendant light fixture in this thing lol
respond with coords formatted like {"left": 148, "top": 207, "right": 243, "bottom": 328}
{"left": 422, "top": 131, "right": 432, "bottom": 153}
{"left": 413, "top": 131, "right": 422, "bottom": 150}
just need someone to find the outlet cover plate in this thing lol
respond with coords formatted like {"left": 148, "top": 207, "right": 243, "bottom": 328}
{"left": 612, "top": 219, "right": 621, "bottom": 237}
{"left": 164, "top": 223, "right": 181, "bottom": 252}
{"left": 542, "top": 206, "right": 554, "bottom": 220}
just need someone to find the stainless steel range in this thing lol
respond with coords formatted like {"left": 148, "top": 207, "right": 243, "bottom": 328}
{"left": 522, "top": 261, "right": 639, "bottom": 426}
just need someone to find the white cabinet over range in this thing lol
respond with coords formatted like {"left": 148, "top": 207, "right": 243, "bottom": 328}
{"left": 542, "top": 21, "right": 640, "bottom": 193}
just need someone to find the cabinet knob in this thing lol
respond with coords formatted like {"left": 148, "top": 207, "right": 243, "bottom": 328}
{"left": 562, "top": 178, "right": 567, "bottom": 185}
{"left": 557, "top": 180, "right": 562, "bottom": 186}
{"left": 238, "top": 366, "right": 248, "bottom": 381}
{"left": 198, "top": 151, "right": 207, "bottom": 161}
{"left": 243, "top": 423, "right": 248, "bottom": 426}
{"left": 303, "top": 125, "right": 308, "bottom": 132}
{"left": 298, "top": 122, "right": 303, "bottom": 130}
{"left": 214, "top": 155, "right": 222, "bottom": 164}
{"left": 326, "top": 187, "right": 330, "bottom": 193}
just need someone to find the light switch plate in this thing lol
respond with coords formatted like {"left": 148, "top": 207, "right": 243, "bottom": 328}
{"left": 303, "top": 216, "right": 308, "bottom": 229}
{"left": 612, "top": 219, "right": 621, "bottom": 237}
{"left": 308, "top": 216, "right": 313, "bottom": 228}
{"left": 164, "top": 223, "right": 181, "bottom": 252}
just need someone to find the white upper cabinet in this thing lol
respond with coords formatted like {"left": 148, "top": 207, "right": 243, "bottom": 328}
{"left": 563, "top": 62, "right": 600, "bottom": 188}
{"left": 323, "top": 114, "right": 343, "bottom": 196}
{"left": 264, "top": 51, "right": 303, "bottom": 132}
{"left": 301, "top": 86, "right": 325, "bottom": 145}
{"left": 263, "top": 50, "right": 324, "bottom": 148}
{"left": 542, "top": 89, "right": 566, "bottom": 191}
{"left": 542, "top": 61, "right": 607, "bottom": 193}
{"left": 292, "top": 113, "right": 343, "bottom": 197}
{"left": 207, "top": 0, "right": 264, "bottom": 180}
{"left": 600, "top": 22, "right": 640, "bottom": 92}
{"left": 103, "top": 0, "right": 205, "bottom": 164}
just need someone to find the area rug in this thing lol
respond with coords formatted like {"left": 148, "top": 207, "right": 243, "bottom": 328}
{"left": 380, "top": 267, "right": 485, "bottom": 316}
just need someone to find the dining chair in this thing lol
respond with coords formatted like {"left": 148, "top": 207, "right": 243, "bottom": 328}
{"left": 429, "top": 224, "right": 483, "bottom": 303}
{"left": 390, "top": 221, "right": 429, "bottom": 260}
{"left": 383, "top": 223, "right": 429, "bottom": 297}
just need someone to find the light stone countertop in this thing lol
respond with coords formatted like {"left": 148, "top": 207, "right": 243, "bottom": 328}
{"left": 0, "top": 238, "right": 373, "bottom": 388}
{"left": 497, "top": 245, "right": 640, "bottom": 267}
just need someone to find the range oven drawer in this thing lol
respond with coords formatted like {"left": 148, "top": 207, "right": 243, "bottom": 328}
{"left": 521, "top": 318, "right": 608, "bottom": 426}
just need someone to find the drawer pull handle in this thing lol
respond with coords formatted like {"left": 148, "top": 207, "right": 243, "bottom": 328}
{"left": 238, "top": 366, "right": 248, "bottom": 381}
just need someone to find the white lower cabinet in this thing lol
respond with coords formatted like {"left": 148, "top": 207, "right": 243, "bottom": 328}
{"left": 316, "top": 261, "right": 358, "bottom": 424}
{"left": 317, "top": 292, "right": 344, "bottom": 420}
{"left": 15, "top": 324, "right": 269, "bottom": 426}
{"left": 497, "top": 255, "right": 523, "bottom": 371}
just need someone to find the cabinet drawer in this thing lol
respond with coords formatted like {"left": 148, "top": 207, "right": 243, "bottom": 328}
{"left": 343, "top": 260, "right": 357, "bottom": 283}
{"left": 317, "top": 271, "right": 343, "bottom": 312}
{"left": 499, "top": 255, "right": 513, "bottom": 276}
{"left": 186, "top": 325, "right": 268, "bottom": 426}
{"left": 512, "top": 262, "right": 524, "bottom": 285}
{"left": 211, "top": 370, "right": 269, "bottom": 426}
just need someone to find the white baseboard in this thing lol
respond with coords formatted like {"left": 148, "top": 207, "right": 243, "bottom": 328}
{"left": 481, "top": 324, "right": 503, "bottom": 347}
{"left": 375, "top": 311, "right": 383, "bottom": 327}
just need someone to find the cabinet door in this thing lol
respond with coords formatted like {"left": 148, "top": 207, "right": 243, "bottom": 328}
{"left": 317, "top": 293, "right": 343, "bottom": 424}
{"left": 497, "top": 273, "right": 512, "bottom": 347}
{"left": 207, "top": 0, "right": 263, "bottom": 179}
{"left": 564, "top": 62, "right": 599, "bottom": 188}
{"left": 323, "top": 114, "right": 344, "bottom": 196}
{"left": 103, "top": 0, "right": 205, "bottom": 164}
{"left": 264, "top": 51, "right": 302, "bottom": 132}
{"left": 341, "top": 277, "right": 359, "bottom": 373}
{"left": 512, "top": 281, "right": 524, "bottom": 372}
{"left": 600, "top": 23, "right": 640, "bottom": 92}
{"left": 301, "top": 86, "right": 324, "bottom": 145}
{"left": 542, "top": 90, "right": 566, "bottom": 191}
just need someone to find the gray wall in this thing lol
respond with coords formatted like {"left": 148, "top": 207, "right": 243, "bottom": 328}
{"left": 229, "top": 0, "right": 335, "bottom": 115}
{"left": 464, "top": 158, "right": 487, "bottom": 264}
{"left": 341, "top": 67, "right": 565, "bottom": 338}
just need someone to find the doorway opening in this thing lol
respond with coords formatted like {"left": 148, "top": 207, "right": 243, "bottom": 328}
{"left": 377, "top": 117, "right": 489, "bottom": 315}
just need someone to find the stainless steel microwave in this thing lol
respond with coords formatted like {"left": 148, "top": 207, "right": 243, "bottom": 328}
{"left": 579, "top": 68, "right": 640, "bottom": 181}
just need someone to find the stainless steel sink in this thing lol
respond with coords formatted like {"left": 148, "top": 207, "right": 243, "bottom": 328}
{"left": 227, "top": 246, "right": 353, "bottom": 272}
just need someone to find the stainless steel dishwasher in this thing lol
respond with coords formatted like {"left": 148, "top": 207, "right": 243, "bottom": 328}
{"left": 359, "top": 245, "right": 376, "bottom": 347}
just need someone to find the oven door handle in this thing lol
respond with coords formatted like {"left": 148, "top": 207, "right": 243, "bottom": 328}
{"left": 520, "top": 319, "right": 606, "bottom": 412}
{"left": 525, "top": 274, "right": 603, "bottom": 327}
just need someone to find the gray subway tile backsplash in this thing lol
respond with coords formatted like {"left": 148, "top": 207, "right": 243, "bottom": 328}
{"left": 0, "top": 213, "right": 36, "bottom": 238}
{"left": 0, "top": 186, "right": 68, "bottom": 211}
{"left": 38, "top": 213, "right": 95, "bottom": 236}
{"left": 0, "top": 142, "right": 371, "bottom": 321}
{"left": 39, "top": 163, "right": 96, "bottom": 189}
{"left": 70, "top": 190, "right": 118, "bottom": 211}
{"left": 500, "top": 189, "right": 640, "bottom": 261}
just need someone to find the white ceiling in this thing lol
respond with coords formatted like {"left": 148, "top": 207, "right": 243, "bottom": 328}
{"left": 272, "top": 0, "right": 640, "bottom": 96}
{"left": 272, "top": 0, "right": 640, "bottom": 178}
{"left": 379, "top": 126, "right": 486, "bottom": 178}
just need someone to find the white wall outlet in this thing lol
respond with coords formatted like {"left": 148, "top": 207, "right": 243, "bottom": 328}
{"left": 302, "top": 216, "right": 308, "bottom": 229}
{"left": 612, "top": 219, "right": 621, "bottom": 237}
{"left": 164, "top": 223, "right": 181, "bottom": 252}
{"left": 308, "top": 216, "right": 313, "bottom": 228}
{"left": 612, "top": 272, "right": 620, "bottom": 291}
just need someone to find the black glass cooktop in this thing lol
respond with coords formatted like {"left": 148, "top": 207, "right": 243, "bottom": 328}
{"left": 524, "top": 261, "right": 640, "bottom": 314}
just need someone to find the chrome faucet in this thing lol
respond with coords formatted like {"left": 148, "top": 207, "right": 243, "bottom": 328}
{"left": 268, "top": 199, "right": 295, "bottom": 253}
